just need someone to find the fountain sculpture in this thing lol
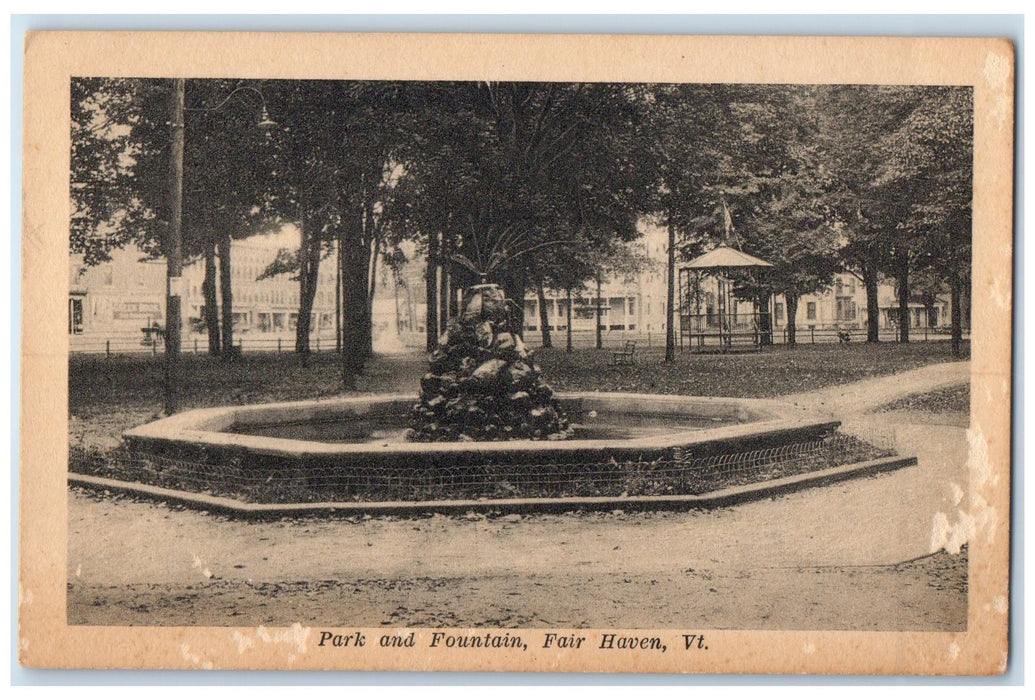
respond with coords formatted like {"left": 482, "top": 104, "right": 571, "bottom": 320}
{"left": 407, "top": 283, "right": 573, "bottom": 443}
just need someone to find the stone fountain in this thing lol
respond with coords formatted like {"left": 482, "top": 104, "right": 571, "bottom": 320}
{"left": 408, "top": 283, "right": 573, "bottom": 443}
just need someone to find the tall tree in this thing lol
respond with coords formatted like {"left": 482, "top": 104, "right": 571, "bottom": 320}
{"left": 71, "top": 78, "right": 279, "bottom": 355}
{"left": 258, "top": 81, "right": 418, "bottom": 373}
{"left": 400, "top": 82, "right": 657, "bottom": 340}
{"left": 817, "top": 85, "right": 971, "bottom": 346}
{"left": 883, "top": 87, "right": 973, "bottom": 355}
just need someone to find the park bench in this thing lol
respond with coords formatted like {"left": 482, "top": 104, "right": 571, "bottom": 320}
{"left": 612, "top": 340, "right": 637, "bottom": 366}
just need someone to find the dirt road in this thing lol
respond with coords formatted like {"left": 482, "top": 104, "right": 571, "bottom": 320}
{"left": 66, "top": 363, "right": 971, "bottom": 630}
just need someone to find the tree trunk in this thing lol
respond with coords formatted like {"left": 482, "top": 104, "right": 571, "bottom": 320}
{"left": 295, "top": 220, "right": 321, "bottom": 361}
{"left": 439, "top": 258, "right": 452, "bottom": 329}
{"left": 864, "top": 259, "right": 880, "bottom": 343}
{"left": 335, "top": 232, "right": 343, "bottom": 353}
{"left": 425, "top": 231, "right": 439, "bottom": 351}
{"left": 566, "top": 287, "right": 573, "bottom": 353}
{"left": 449, "top": 265, "right": 461, "bottom": 319}
{"left": 536, "top": 283, "right": 552, "bottom": 348}
{"left": 755, "top": 290, "right": 772, "bottom": 346}
{"left": 950, "top": 267, "right": 963, "bottom": 358}
{"left": 501, "top": 266, "right": 527, "bottom": 336}
{"left": 365, "top": 233, "right": 381, "bottom": 357}
{"left": 202, "top": 234, "right": 220, "bottom": 355}
{"left": 896, "top": 249, "right": 910, "bottom": 343}
{"left": 595, "top": 273, "right": 603, "bottom": 350}
{"left": 217, "top": 231, "right": 235, "bottom": 358}
{"left": 665, "top": 216, "right": 676, "bottom": 362}
{"left": 341, "top": 208, "right": 370, "bottom": 379}
{"left": 948, "top": 216, "right": 967, "bottom": 358}
{"left": 295, "top": 208, "right": 310, "bottom": 357}
{"left": 785, "top": 291, "right": 799, "bottom": 346}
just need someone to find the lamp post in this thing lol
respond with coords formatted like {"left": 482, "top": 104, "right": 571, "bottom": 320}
{"left": 164, "top": 80, "right": 275, "bottom": 415}
{"left": 165, "top": 79, "right": 185, "bottom": 415}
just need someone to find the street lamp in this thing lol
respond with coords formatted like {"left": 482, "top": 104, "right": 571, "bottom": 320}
{"left": 164, "top": 80, "right": 275, "bottom": 415}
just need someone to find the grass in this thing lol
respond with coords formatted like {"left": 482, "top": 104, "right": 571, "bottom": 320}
{"left": 68, "top": 352, "right": 421, "bottom": 449}
{"left": 535, "top": 340, "right": 969, "bottom": 398}
{"left": 69, "top": 341, "right": 957, "bottom": 504}
{"left": 876, "top": 383, "right": 970, "bottom": 415}
{"left": 69, "top": 340, "right": 968, "bottom": 450}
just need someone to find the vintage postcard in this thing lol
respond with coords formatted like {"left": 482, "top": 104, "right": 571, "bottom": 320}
{"left": 20, "top": 32, "right": 1013, "bottom": 674}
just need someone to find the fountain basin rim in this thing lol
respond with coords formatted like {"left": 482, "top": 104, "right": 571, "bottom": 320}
{"left": 122, "top": 392, "right": 832, "bottom": 460}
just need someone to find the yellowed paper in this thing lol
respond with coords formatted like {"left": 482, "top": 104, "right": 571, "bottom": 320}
{"left": 21, "top": 32, "right": 1013, "bottom": 674}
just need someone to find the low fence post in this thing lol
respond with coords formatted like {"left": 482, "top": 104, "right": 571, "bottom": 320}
{"left": 105, "top": 340, "right": 110, "bottom": 358}
{"left": 194, "top": 338, "right": 198, "bottom": 354}
{"left": 810, "top": 328, "right": 815, "bottom": 344}
{"left": 277, "top": 338, "right": 282, "bottom": 354}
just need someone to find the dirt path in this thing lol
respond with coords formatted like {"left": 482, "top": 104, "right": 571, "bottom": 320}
{"left": 67, "top": 362, "right": 971, "bottom": 630}
{"left": 780, "top": 361, "right": 969, "bottom": 416}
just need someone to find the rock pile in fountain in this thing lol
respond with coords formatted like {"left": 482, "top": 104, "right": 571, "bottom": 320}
{"left": 407, "top": 284, "right": 573, "bottom": 443}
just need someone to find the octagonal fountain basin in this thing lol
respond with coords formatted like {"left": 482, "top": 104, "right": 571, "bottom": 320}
{"left": 123, "top": 393, "right": 840, "bottom": 475}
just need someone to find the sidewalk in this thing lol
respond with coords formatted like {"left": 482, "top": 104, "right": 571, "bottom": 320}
{"left": 780, "top": 360, "right": 969, "bottom": 417}
{"left": 67, "top": 361, "right": 972, "bottom": 629}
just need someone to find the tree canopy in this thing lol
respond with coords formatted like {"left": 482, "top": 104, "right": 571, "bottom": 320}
{"left": 70, "top": 77, "right": 973, "bottom": 366}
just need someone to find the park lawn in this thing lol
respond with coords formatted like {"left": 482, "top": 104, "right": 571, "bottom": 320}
{"left": 68, "top": 351, "right": 422, "bottom": 449}
{"left": 69, "top": 340, "right": 968, "bottom": 450}
{"left": 535, "top": 340, "right": 969, "bottom": 398}
{"left": 875, "top": 383, "right": 970, "bottom": 416}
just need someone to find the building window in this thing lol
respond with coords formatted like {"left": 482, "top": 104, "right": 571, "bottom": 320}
{"left": 806, "top": 302, "right": 817, "bottom": 321}
{"left": 68, "top": 298, "right": 84, "bottom": 335}
{"left": 836, "top": 298, "right": 857, "bottom": 322}
{"left": 774, "top": 302, "right": 785, "bottom": 322}
{"left": 258, "top": 313, "right": 272, "bottom": 332}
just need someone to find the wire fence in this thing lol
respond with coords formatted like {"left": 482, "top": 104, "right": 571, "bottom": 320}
{"left": 770, "top": 326, "right": 970, "bottom": 345}
{"left": 68, "top": 325, "right": 969, "bottom": 357}
{"left": 68, "top": 333, "right": 343, "bottom": 357}
{"left": 69, "top": 430, "right": 895, "bottom": 505}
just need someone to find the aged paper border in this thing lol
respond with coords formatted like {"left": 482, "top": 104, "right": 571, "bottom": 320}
{"left": 20, "top": 31, "right": 1014, "bottom": 674}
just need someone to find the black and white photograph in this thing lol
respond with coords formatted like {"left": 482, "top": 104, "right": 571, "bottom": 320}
{"left": 20, "top": 32, "right": 1013, "bottom": 674}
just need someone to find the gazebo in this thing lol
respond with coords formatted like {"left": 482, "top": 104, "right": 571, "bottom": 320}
{"left": 676, "top": 245, "right": 774, "bottom": 353}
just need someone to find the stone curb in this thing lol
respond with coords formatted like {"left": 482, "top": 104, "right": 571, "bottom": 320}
{"left": 68, "top": 455, "right": 918, "bottom": 519}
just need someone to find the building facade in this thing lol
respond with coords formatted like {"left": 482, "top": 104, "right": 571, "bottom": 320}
{"left": 69, "top": 224, "right": 962, "bottom": 354}
{"left": 69, "top": 237, "right": 339, "bottom": 354}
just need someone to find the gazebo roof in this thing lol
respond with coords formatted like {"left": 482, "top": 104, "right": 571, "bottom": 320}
{"left": 682, "top": 245, "right": 773, "bottom": 270}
